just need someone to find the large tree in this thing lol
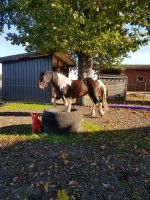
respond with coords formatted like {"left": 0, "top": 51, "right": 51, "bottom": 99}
{"left": 1, "top": 0, "right": 150, "bottom": 78}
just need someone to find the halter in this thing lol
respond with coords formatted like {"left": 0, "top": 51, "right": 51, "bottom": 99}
{"left": 40, "top": 71, "right": 53, "bottom": 88}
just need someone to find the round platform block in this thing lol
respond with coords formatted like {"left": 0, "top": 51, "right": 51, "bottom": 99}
{"left": 42, "top": 107, "right": 82, "bottom": 134}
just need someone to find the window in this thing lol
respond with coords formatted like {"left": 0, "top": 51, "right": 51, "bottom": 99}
{"left": 137, "top": 76, "right": 144, "bottom": 82}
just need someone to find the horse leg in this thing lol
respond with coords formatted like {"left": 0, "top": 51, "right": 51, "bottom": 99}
{"left": 91, "top": 103, "right": 96, "bottom": 116}
{"left": 99, "top": 102, "right": 105, "bottom": 116}
{"left": 51, "top": 97, "right": 57, "bottom": 107}
{"left": 63, "top": 96, "right": 69, "bottom": 107}
{"left": 67, "top": 99, "right": 72, "bottom": 112}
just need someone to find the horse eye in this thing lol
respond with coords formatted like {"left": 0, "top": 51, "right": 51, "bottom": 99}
{"left": 39, "top": 75, "right": 43, "bottom": 82}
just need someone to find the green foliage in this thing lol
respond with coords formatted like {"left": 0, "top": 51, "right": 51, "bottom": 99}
{"left": 0, "top": 0, "right": 5, "bottom": 33}
{"left": 100, "top": 65, "right": 125, "bottom": 75}
{"left": 1, "top": 1, "right": 150, "bottom": 72}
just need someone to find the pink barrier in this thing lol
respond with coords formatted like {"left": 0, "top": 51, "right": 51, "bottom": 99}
{"left": 109, "top": 104, "right": 150, "bottom": 111}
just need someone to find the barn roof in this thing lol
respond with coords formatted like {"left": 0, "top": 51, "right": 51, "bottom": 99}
{"left": 0, "top": 51, "right": 75, "bottom": 66}
{"left": 124, "top": 64, "right": 150, "bottom": 70}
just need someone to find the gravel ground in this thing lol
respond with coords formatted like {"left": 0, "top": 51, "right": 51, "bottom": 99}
{"left": 0, "top": 105, "right": 150, "bottom": 132}
{"left": 0, "top": 104, "right": 150, "bottom": 200}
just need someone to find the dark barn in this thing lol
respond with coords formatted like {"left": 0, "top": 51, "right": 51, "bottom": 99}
{"left": 0, "top": 52, "right": 74, "bottom": 103}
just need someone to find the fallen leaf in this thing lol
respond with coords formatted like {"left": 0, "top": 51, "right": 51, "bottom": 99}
{"left": 29, "top": 164, "right": 34, "bottom": 169}
{"left": 12, "top": 176, "right": 19, "bottom": 182}
{"left": 58, "top": 152, "right": 69, "bottom": 165}
{"left": 69, "top": 180, "right": 77, "bottom": 186}
{"left": 44, "top": 182, "right": 49, "bottom": 193}
{"left": 101, "top": 144, "right": 107, "bottom": 150}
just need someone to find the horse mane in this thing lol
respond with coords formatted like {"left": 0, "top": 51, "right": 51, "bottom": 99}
{"left": 55, "top": 71, "right": 70, "bottom": 80}
{"left": 54, "top": 71, "right": 72, "bottom": 90}
{"left": 39, "top": 71, "right": 46, "bottom": 82}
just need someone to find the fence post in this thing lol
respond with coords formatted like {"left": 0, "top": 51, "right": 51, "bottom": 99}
{"left": 124, "top": 76, "right": 128, "bottom": 104}
{"left": 142, "top": 80, "right": 147, "bottom": 105}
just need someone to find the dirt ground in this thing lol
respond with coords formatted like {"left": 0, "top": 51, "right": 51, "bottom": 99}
{"left": 0, "top": 100, "right": 150, "bottom": 199}
{"left": 80, "top": 106, "right": 150, "bottom": 130}
{"left": 0, "top": 105, "right": 150, "bottom": 133}
{"left": 0, "top": 91, "right": 150, "bottom": 132}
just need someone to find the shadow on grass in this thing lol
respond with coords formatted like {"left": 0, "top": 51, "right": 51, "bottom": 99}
{"left": 0, "top": 111, "right": 43, "bottom": 117}
{"left": 1, "top": 123, "right": 150, "bottom": 146}
{"left": 1, "top": 124, "right": 32, "bottom": 135}
{"left": 0, "top": 126, "right": 150, "bottom": 199}
{"left": 0, "top": 124, "right": 79, "bottom": 143}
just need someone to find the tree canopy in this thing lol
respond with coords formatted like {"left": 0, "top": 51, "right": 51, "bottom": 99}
{"left": 1, "top": 0, "right": 150, "bottom": 76}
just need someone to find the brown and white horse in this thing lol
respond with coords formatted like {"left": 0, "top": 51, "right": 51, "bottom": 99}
{"left": 39, "top": 71, "right": 108, "bottom": 116}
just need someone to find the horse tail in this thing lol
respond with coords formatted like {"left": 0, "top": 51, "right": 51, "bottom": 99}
{"left": 83, "top": 78, "right": 100, "bottom": 104}
{"left": 102, "top": 88, "right": 109, "bottom": 111}
{"left": 98, "top": 80, "right": 109, "bottom": 111}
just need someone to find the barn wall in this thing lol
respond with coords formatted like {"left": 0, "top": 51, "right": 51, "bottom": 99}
{"left": 124, "top": 69, "right": 150, "bottom": 91}
{"left": 2, "top": 56, "right": 52, "bottom": 103}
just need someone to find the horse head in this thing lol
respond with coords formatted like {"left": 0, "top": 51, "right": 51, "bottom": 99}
{"left": 39, "top": 71, "right": 53, "bottom": 90}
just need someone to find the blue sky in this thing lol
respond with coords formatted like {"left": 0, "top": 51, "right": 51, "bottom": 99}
{"left": 0, "top": 31, "right": 150, "bottom": 74}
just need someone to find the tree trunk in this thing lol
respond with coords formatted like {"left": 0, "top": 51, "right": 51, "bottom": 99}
{"left": 76, "top": 52, "right": 93, "bottom": 105}
{"left": 78, "top": 52, "right": 86, "bottom": 79}
{"left": 86, "top": 56, "right": 93, "bottom": 78}
{"left": 78, "top": 52, "right": 93, "bottom": 79}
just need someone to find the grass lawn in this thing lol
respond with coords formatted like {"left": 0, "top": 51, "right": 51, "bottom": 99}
{"left": 0, "top": 103, "right": 150, "bottom": 199}
{"left": 0, "top": 102, "right": 48, "bottom": 111}
{"left": 0, "top": 103, "right": 101, "bottom": 143}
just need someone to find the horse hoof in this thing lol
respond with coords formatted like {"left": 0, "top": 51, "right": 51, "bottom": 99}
{"left": 99, "top": 112, "right": 104, "bottom": 116}
{"left": 91, "top": 112, "right": 96, "bottom": 117}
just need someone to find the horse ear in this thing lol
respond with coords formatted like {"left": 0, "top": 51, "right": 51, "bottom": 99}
{"left": 40, "top": 71, "right": 44, "bottom": 76}
{"left": 43, "top": 70, "right": 48, "bottom": 74}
